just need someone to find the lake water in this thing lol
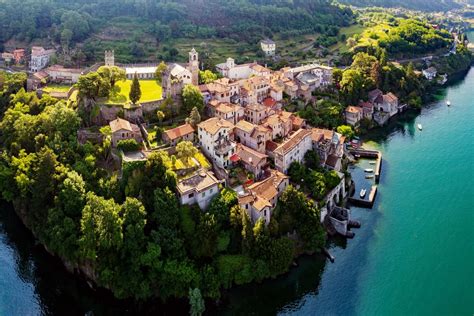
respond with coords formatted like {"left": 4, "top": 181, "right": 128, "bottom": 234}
{"left": 1, "top": 59, "right": 473, "bottom": 316}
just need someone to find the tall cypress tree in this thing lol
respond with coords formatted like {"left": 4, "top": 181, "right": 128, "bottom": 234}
{"left": 129, "top": 72, "right": 141, "bottom": 104}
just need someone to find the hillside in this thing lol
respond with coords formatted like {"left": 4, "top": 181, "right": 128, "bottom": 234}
{"left": 0, "top": 0, "right": 353, "bottom": 64}
{"left": 338, "top": 0, "right": 463, "bottom": 11}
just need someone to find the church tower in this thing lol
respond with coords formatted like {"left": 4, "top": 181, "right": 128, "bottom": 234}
{"left": 188, "top": 48, "right": 199, "bottom": 86}
{"left": 105, "top": 50, "right": 115, "bottom": 67}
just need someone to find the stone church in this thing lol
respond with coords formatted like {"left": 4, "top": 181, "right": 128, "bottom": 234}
{"left": 162, "top": 48, "right": 200, "bottom": 98}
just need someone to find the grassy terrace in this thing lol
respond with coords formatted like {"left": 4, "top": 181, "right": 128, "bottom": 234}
{"left": 42, "top": 84, "right": 71, "bottom": 93}
{"left": 330, "top": 24, "right": 366, "bottom": 53}
{"left": 106, "top": 80, "right": 162, "bottom": 104}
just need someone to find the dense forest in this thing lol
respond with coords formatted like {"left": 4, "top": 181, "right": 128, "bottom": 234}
{"left": 339, "top": 0, "right": 464, "bottom": 11}
{"left": 0, "top": 0, "right": 353, "bottom": 62}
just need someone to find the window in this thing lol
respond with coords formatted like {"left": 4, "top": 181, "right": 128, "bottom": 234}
{"left": 264, "top": 210, "right": 267, "bottom": 217}
{"left": 188, "top": 193, "right": 194, "bottom": 198}
{"left": 202, "top": 192, "right": 206, "bottom": 197}
{"left": 245, "top": 204, "right": 248, "bottom": 209}
{"left": 210, "top": 188, "right": 213, "bottom": 194}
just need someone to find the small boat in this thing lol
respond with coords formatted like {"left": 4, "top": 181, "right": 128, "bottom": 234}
{"left": 364, "top": 168, "right": 373, "bottom": 173}
{"left": 447, "top": 100, "right": 451, "bottom": 106}
{"left": 369, "top": 161, "right": 376, "bottom": 165}
{"left": 417, "top": 124, "right": 423, "bottom": 131}
{"left": 360, "top": 189, "right": 367, "bottom": 198}
{"left": 365, "top": 175, "right": 374, "bottom": 179}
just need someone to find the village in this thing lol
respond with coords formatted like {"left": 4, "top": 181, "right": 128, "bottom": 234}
{"left": 0, "top": 40, "right": 438, "bottom": 239}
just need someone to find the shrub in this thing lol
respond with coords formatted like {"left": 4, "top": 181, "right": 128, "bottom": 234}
{"left": 117, "top": 139, "right": 141, "bottom": 152}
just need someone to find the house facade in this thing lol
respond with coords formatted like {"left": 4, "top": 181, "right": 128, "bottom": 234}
{"left": 162, "top": 123, "right": 195, "bottom": 146}
{"left": 238, "top": 169, "right": 289, "bottom": 224}
{"left": 232, "top": 144, "right": 268, "bottom": 180}
{"left": 30, "top": 46, "right": 55, "bottom": 72}
{"left": 345, "top": 106, "right": 363, "bottom": 126}
{"left": 177, "top": 169, "right": 221, "bottom": 210}
{"left": 198, "top": 117, "right": 236, "bottom": 169}
{"left": 109, "top": 118, "right": 143, "bottom": 147}
{"left": 234, "top": 120, "right": 272, "bottom": 153}
{"left": 260, "top": 39, "right": 276, "bottom": 56}
{"left": 273, "top": 129, "right": 313, "bottom": 173}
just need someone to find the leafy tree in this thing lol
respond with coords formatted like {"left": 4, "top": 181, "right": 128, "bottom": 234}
{"left": 176, "top": 141, "right": 198, "bottom": 165}
{"left": 208, "top": 188, "right": 238, "bottom": 228}
{"left": 77, "top": 72, "right": 111, "bottom": 100}
{"left": 117, "top": 139, "right": 141, "bottom": 152}
{"left": 182, "top": 84, "right": 204, "bottom": 115}
{"left": 157, "top": 110, "right": 165, "bottom": 125}
{"left": 129, "top": 73, "right": 142, "bottom": 104}
{"left": 79, "top": 192, "right": 123, "bottom": 261}
{"left": 155, "top": 61, "right": 167, "bottom": 83}
{"left": 185, "top": 106, "right": 201, "bottom": 128}
{"left": 199, "top": 70, "right": 218, "bottom": 84}
{"left": 98, "top": 66, "right": 126, "bottom": 87}
{"left": 337, "top": 125, "right": 354, "bottom": 139}
{"left": 189, "top": 288, "right": 205, "bottom": 316}
{"left": 304, "top": 150, "right": 321, "bottom": 170}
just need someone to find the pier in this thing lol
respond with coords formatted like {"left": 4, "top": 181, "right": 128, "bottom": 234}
{"left": 349, "top": 149, "right": 382, "bottom": 183}
{"left": 348, "top": 185, "right": 378, "bottom": 208}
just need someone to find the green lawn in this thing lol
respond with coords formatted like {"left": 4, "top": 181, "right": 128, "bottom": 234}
{"left": 173, "top": 151, "right": 211, "bottom": 172}
{"left": 43, "top": 84, "right": 72, "bottom": 93}
{"left": 330, "top": 24, "right": 367, "bottom": 53}
{"left": 106, "top": 80, "right": 162, "bottom": 104}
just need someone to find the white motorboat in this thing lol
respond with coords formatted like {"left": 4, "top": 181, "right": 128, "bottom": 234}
{"left": 417, "top": 124, "right": 423, "bottom": 131}
{"left": 360, "top": 189, "right": 367, "bottom": 198}
{"left": 364, "top": 168, "right": 373, "bottom": 173}
{"left": 365, "top": 175, "right": 374, "bottom": 179}
{"left": 447, "top": 100, "right": 451, "bottom": 106}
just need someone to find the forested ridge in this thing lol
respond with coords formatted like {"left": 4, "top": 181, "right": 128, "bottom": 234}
{"left": 338, "top": 0, "right": 463, "bottom": 11}
{"left": 0, "top": 0, "right": 353, "bottom": 58}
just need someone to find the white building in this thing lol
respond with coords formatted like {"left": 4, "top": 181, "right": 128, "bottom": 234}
{"left": 177, "top": 169, "right": 221, "bottom": 210}
{"left": 215, "top": 58, "right": 271, "bottom": 80}
{"left": 30, "top": 46, "right": 55, "bottom": 72}
{"left": 345, "top": 106, "right": 363, "bottom": 126}
{"left": 162, "top": 63, "right": 193, "bottom": 98}
{"left": 198, "top": 117, "right": 236, "bottom": 169}
{"left": 422, "top": 67, "right": 437, "bottom": 80}
{"left": 273, "top": 129, "right": 313, "bottom": 173}
{"left": 285, "top": 64, "right": 333, "bottom": 90}
{"left": 260, "top": 39, "right": 276, "bottom": 56}
{"left": 45, "top": 65, "right": 83, "bottom": 84}
{"left": 125, "top": 65, "right": 158, "bottom": 79}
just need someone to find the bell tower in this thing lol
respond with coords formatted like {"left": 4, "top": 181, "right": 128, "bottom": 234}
{"left": 188, "top": 48, "right": 199, "bottom": 85}
{"left": 105, "top": 50, "right": 115, "bottom": 67}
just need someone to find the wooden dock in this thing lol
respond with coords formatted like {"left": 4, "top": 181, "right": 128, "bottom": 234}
{"left": 349, "top": 148, "right": 382, "bottom": 183}
{"left": 348, "top": 185, "right": 378, "bottom": 208}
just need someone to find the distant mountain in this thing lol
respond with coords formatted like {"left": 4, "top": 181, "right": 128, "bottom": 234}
{"left": 338, "top": 0, "right": 463, "bottom": 11}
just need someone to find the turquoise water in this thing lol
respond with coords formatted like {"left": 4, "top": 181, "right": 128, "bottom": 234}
{"left": 218, "top": 66, "right": 474, "bottom": 316}
{"left": 0, "top": 64, "right": 473, "bottom": 315}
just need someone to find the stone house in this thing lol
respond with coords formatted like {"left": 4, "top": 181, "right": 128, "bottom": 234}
{"left": 261, "top": 111, "right": 294, "bottom": 140}
{"left": 198, "top": 117, "right": 236, "bottom": 169}
{"left": 260, "top": 39, "right": 276, "bottom": 56}
{"left": 311, "top": 128, "right": 345, "bottom": 172}
{"left": 422, "top": 67, "right": 437, "bottom": 80}
{"left": 45, "top": 65, "right": 83, "bottom": 84}
{"left": 234, "top": 120, "right": 272, "bottom": 154}
{"left": 345, "top": 106, "right": 363, "bottom": 126}
{"left": 177, "top": 169, "right": 221, "bottom": 210}
{"left": 238, "top": 169, "right": 289, "bottom": 225}
{"left": 214, "top": 103, "right": 245, "bottom": 125}
{"left": 30, "top": 46, "right": 55, "bottom": 72}
{"left": 109, "top": 118, "right": 143, "bottom": 147}
{"left": 231, "top": 144, "right": 268, "bottom": 180}
{"left": 244, "top": 103, "right": 271, "bottom": 124}
{"left": 162, "top": 123, "right": 195, "bottom": 146}
{"left": 273, "top": 129, "right": 313, "bottom": 173}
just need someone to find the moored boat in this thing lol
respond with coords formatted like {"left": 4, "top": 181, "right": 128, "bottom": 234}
{"left": 365, "top": 175, "right": 374, "bottom": 179}
{"left": 359, "top": 189, "right": 367, "bottom": 198}
{"left": 417, "top": 124, "right": 423, "bottom": 131}
{"left": 447, "top": 100, "right": 451, "bottom": 106}
{"left": 364, "top": 168, "right": 373, "bottom": 173}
